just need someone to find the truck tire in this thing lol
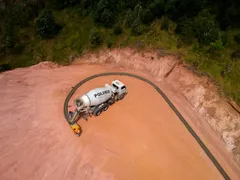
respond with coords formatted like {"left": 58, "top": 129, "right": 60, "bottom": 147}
{"left": 103, "top": 104, "right": 108, "bottom": 111}
{"left": 93, "top": 108, "right": 102, "bottom": 116}
{"left": 108, "top": 99, "right": 115, "bottom": 105}
{"left": 119, "top": 94, "right": 125, "bottom": 100}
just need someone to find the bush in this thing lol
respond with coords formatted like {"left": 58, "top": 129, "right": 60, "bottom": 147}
{"left": 161, "top": 16, "right": 169, "bottom": 31}
{"left": 231, "top": 49, "right": 240, "bottom": 60}
{"left": 93, "top": 0, "right": 115, "bottom": 27}
{"left": 141, "top": 9, "right": 154, "bottom": 24}
{"left": 125, "top": 4, "right": 143, "bottom": 28}
{"left": 133, "top": 4, "right": 143, "bottom": 19}
{"left": 2, "top": 1, "right": 39, "bottom": 28}
{"left": 193, "top": 10, "right": 220, "bottom": 45}
{"left": 175, "top": 18, "right": 193, "bottom": 35}
{"left": 221, "top": 62, "right": 233, "bottom": 78}
{"left": 100, "top": 9, "right": 114, "bottom": 27}
{"left": 89, "top": 28, "right": 102, "bottom": 47}
{"left": 125, "top": 4, "right": 144, "bottom": 35}
{"left": 209, "top": 39, "right": 224, "bottom": 56}
{"left": 209, "top": 40, "right": 224, "bottom": 51}
{"left": 124, "top": 0, "right": 139, "bottom": 9}
{"left": 132, "top": 18, "right": 143, "bottom": 35}
{"left": 149, "top": 0, "right": 165, "bottom": 17}
{"left": 234, "top": 33, "right": 240, "bottom": 45}
{"left": 220, "top": 31, "right": 228, "bottom": 46}
{"left": 107, "top": 41, "right": 112, "bottom": 48}
{"left": 35, "top": 9, "right": 60, "bottom": 39}
{"left": 81, "top": 9, "right": 89, "bottom": 17}
{"left": 84, "top": 0, "right": 95, "bottom": 9}
{"left": 0, "top": 64, "right": 12, "bottom": 72}
{"left": 113, "top": 25, "right": 122, "bottom": 35}
{"left": 175, "top": 19, "right": 195, "bottom": 44}
{"left": 125, "top": 9, "right": 134, "bottom": 28}
{"left": 49, "top": 0, "right": 79, "bottom": 10}
{"left": 2, "top": 21, "right": 16, "bottom": 52}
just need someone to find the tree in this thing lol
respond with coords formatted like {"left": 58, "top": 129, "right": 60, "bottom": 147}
{"left": 165, "top": 0, "right": 202, "bottom": 20}
{"left": 49, "top": 0, "right": 79, "bottom": 10}
{"left": 132, "top": 18, "right": 143, "bottom": 35}
{"left": 125, "top": 4, "right": 143, "bottom": 30}
{"left": 100, "top": 8, "right": 114, "bottom": 27}
{"left": 123, "top": 0, "right": 139, "bottom": 9}
{"left": 125, "top": 9, "right": 134, "bottom": 28}
{"left": 83, "top": 0, "right": 95, "bottom": 9}
{"left": 150, "top": 0, "right": 164, "bottom": 17}
{"left": 1, "top": 1, "right": 39, "bottom": 28}
{"left": 234, "top": 33, "right": 240, "bottom": 45}
{"left": 215, "top": 0, "right": 240, "bottom": 29}
{"left": 193, "top": 10, "right": 220, "bottom": 45}
{"left": 35, "top": 9, "right": 60, "bottom": 39}
{"left": 113, "top": 24, "right": 122, "bottom": 35}
{"left": 231, "top": 49, "right": 240, "bottom": 60}
{"left": 175, "top": 17, "right": 195, "bottom": 44}
{"left": 2, "top": 20, "right": 15, "bottom": 52}
{"left": 141, "top": 8, "right": 154, "bottom": 24}
{"left": 132, "top": 4, "right": 143, "bottom": 21}
{"left": 124, "top": 4, "right": 145, "bottom": 35}
{"left": 93, "top": 0, "right": 115, "bottom": 27}
{"left": 161, "top": 16, "right": 169, "bottom": 31}
{"left": 89, "top": 28, "right": 102, "bottom": 47}
{"left": 0, "top": 0, "right": 14, "bottom": 9}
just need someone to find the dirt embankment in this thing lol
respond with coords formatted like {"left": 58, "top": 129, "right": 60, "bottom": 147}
{"left": 76, "top": 48, "right": 240, "bottom": 164}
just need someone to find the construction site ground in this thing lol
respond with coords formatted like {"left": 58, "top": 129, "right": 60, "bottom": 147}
{"left": 0, "top": 62, "right": 240, "bottom": 180}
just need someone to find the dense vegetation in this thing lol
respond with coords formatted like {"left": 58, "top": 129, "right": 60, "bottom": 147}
{"left": 0, "top": 0, "right": 240, "bottom": 104}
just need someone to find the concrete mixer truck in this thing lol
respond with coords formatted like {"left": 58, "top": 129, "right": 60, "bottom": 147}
{"left": 68, "top": 79, "right": 127, "bottom": 135}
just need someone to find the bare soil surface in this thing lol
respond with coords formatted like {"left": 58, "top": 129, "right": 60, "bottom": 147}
{"left": 77, "top": 48, "right": 240, "bottom": 164}
{"left": 0, "top": 48, "right": 240, "bottom": 179}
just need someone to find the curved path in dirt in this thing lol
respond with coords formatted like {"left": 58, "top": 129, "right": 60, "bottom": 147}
{"left": 64, "top": 72, "right": 229, "bottom": 180}
{"left": 0, "top": 63, "right": 239, "bottom": 180}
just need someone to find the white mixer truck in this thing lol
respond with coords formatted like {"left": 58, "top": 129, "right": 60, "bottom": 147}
{"left": 69, "top": 79, "right": 127, "bottom": 126}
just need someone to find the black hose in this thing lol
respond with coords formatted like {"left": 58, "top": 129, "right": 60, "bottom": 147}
{"left": 63, "top": 72, "right": 230, "bottom": 180}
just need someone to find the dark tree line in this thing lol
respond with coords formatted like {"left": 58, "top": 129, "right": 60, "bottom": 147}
{"left": 81, "top": 0, "right": 240, "bottom": 45}
{"left": 1, "top": 0, "right": 240, "bottom": 53}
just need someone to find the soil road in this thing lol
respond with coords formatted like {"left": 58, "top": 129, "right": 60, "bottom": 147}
{"left": 0, "top": 64, "right": 233, "bottom": 179}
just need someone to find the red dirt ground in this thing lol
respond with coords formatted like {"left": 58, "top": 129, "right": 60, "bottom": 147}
{"left": 0, "top": 63, "right": 239, "bottom": 179}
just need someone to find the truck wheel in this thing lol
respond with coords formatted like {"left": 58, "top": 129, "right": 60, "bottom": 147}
{"left": 108, "top": 99, "right": 115, "bottom": 105}
{"left": 103, "top": 104, "right": 108, "bottom": 111}
{"left": 96, "top": 110, "right": 101, "bottom": 116}
{"left": 119, "top": 94, "right": 125, "bottom": 100}
{"left": 93, "top": 108, "right": 102, "bottom": 116}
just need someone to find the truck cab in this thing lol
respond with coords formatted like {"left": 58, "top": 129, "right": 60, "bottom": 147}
{"left": 111, "top": 80, "right": 127, "bottom": 96}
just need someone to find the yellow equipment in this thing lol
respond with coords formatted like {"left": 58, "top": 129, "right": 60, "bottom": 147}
{"left": 70, "top": 123, "right": 81, "bottom": 136}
